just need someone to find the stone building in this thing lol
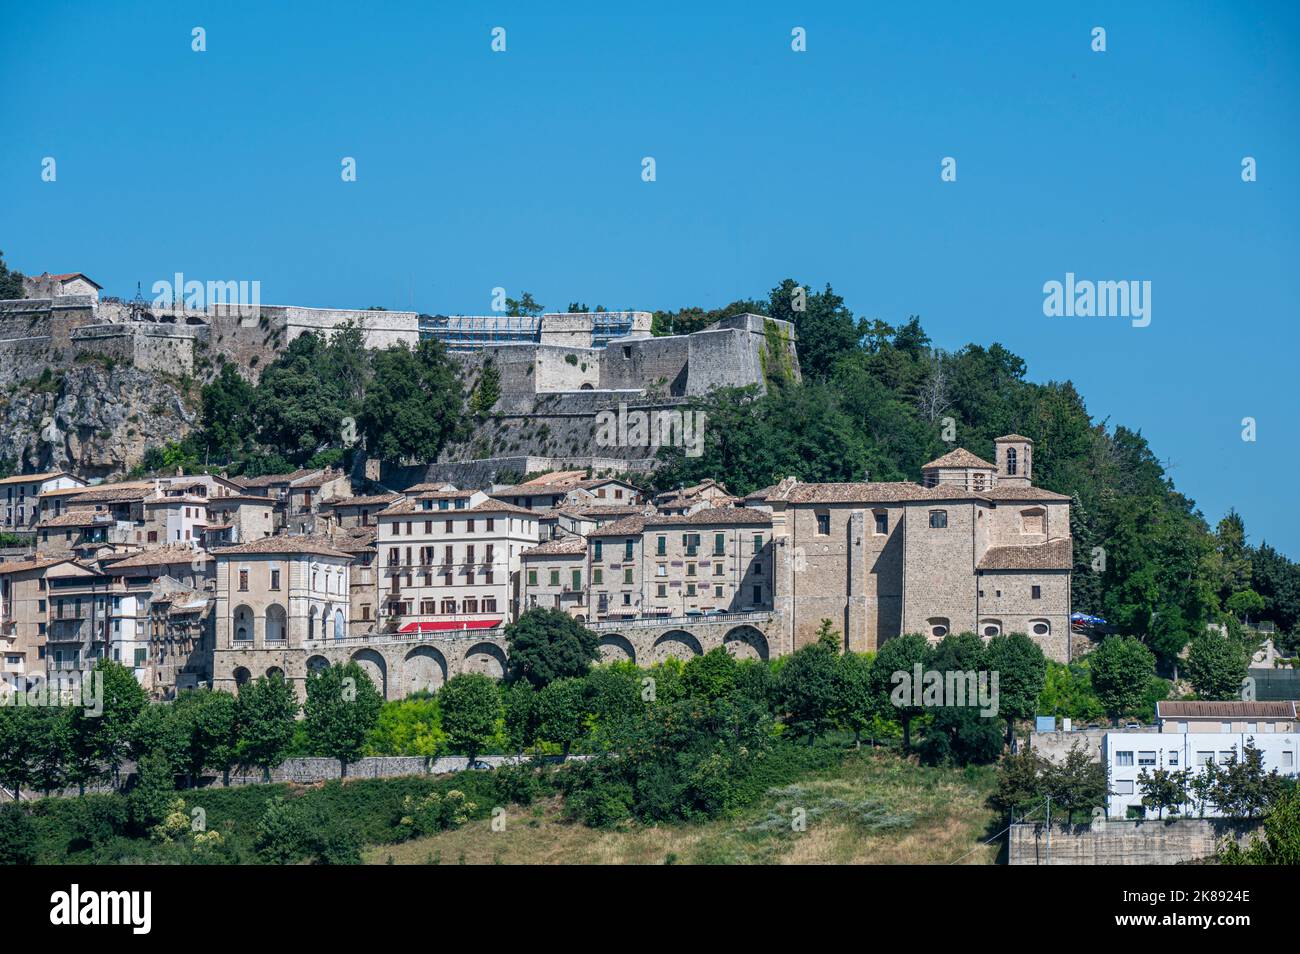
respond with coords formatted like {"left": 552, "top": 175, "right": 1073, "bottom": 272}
{"left": 373, "top": 488, "right": 540, "bottom": 634}
{"left": 0, "top": 472, "right": 85, "bottom": 531}
{"left": 762, "top": 434, "right": 1073, "bottom": 660}
{"left": 211, "top": 536, "right": 353, "bottom": 700}
{"left": 520, "top": 536, "right": 589, "bottom": 618}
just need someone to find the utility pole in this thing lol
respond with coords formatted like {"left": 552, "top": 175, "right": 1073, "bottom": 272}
{"left": 1045, "top": 794, "right": 1052, "bottom": 865}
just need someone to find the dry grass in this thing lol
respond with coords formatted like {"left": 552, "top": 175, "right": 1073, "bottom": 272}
{"left": 364, "top": 749, "right": 1003, "bottom": 866}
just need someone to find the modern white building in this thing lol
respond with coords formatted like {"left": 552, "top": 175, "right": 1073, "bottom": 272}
{"left": 1103, "top": 701, "right": 1300, "bottom": 819}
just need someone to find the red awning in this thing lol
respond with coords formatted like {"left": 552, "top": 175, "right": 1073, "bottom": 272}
{"left": 399, "top": 619, "right": 502, "bottom": 633}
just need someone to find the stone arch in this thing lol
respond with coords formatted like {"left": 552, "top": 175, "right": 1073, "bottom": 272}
{"left": 979, "top": 618, "right": 1003, "bottom": 639}
{"left": 306, "top": 654, "right": 330, "bottom": 674}
{"left": 308, "top": 605, "right": 319, "bottom": 641}
{"left": 723, "top": 625, "right": 769, "bottom": 661}
{"left": 597, "top": 633, "right": 636, "bottom": 664}
{"left": 266, "top": 666, "right": 285, "bottom": 681}
{"left": 232, "top": 666, "right": 251, "bottom": 687}
{"left": 333, "top": 608, "right": 347, "bottom": 640}
{"left": 350, "top": 648, "right": 388, "bottom": 699}
{"left": 265, "top": 603, "right": 286, "bottom": 642}
{"left": 926, "top": 617, "right": 950, "bottom": 642}
{"left": 463, "top": 641, "right": 507, "bottom": 679}
{"left": 404, "top": 646, "right": 448, "bottom": 696}
{"left": 233, "top": 604, "right": 254, "bottom": 644}
{"left": 651, "top": 629, "right": 703, "bottom": 663}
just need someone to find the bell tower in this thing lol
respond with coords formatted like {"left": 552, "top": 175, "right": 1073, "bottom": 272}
{"left": 995, "top": 434, "right": 1033, "bottom": 487}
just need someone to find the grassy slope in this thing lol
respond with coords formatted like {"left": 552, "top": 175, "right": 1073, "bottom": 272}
{"left": 365, "top": 749, "right": 1002, "bottom": 866}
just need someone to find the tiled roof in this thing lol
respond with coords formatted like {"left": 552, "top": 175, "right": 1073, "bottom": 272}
{"left": 289, "top": 471, "right": 343, "bottom": 489}
{"left": 326, "top": 493, "right": 401, "bottom": 508}
{"left": 588, "top": 516, "right": 648, "bottom": 537}
{"left": 67, "top": 482, "right": 155, "bottom": 503}
{"left": 522, "top": 536, "right": 588, "bottom": 557}
{"left": 234, "top": 470, "right": 318, "bottom": 489}
{"left": 105, "top": 546, "right": 209, "bottom": 570}
{"left": 205, "top": 494, "right": 278, "bottom": 506}
{"left": 779, "top": 482, "right": 982, "bottom": 504}
{"left": 37, "top": 511, "right": 112, "bottom": 528}
{"left": 645, "top": 507, "right": 772, "bottom": 528}
{"left": 978, "top": 485, "right": 1072, "bottom": 502}
{"left": 995, "top": 434, "right": 1034, "bottom": 443}
{"left": 331, "top": 527, "right": 377, "bottom": 552}
{"left": 922, "top": 448, "right": 996, "bottom": 470}
{"left": 212, "top": 535, "right": 352, "bottom": 559}
{"left": 1156, "top": 701, "right": 1296, "bottom": 719}
{"left": 0, "top": 471, "right": 71, "bottom": 486}
{"left": 468, "top": 498, "right": 537, "bottom": 516}
{"left": 977, "top": 538, "right": 1073, "bottom": 571}
{"left": 515, "top": 470, "right": 588, "bottom": 488}
{"left": 0, "top": 556, "right": 73, "bottom": 574}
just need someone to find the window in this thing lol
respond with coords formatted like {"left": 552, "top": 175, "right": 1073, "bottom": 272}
{"left": 1196, "top": 751, "right": 1214, "bottom": 767}
{"left": 593, "top": 569, "right": 603, "bottom": 585}
{"left": 1006, "top": 447, "right": 1018, "bottom": 476}
{"left": 685, "top": 584, "right": 695, "bottom": 597}
{"left": 928, "top": 510, "right": 948, "bottom": 529}
{"left": 752, "top": 585, "right": 762, "bottom": 604}
{"left": 624, "top": 540, "right": 634, "bottom": 561}
{"left": 270, "top": 569, "right": 280, "bottom": 591}
{"left": 571, "top": 569, "right": 581, "bottom": 590}
{"left": 657, "top": 535, "right": 667, "bottom": 556}
{"left": 657, "top": 584, "right": 667, "bottom": 598}
{"left": 752, "top": 533, "right": 763, "bottom": 554}
{"left": 622, "top": 593, "right": 631, "bottom": 606}
{"left": 1248, "top": 723, "right": 1258, "bottom": 733}
{"left": 874, "top": 512, "right": 888, "bottom": 535}
{"left": 1113, "top": 779, "right": 1134, "bottom": 795}
{"left": 816, "top": 512, "right": 830, "bottom": 535}
{"left": 594, "top": 541, "right": 603, "bottom": 561}
{"left": 1285, "top": 751, "right": 1295, "bottom": 769}
{"left": 928, "top": 618, "right": 949, "bottom": 639}
{"left": 1168, "top": 751, "right": 1179, "bottom": 766}
{"left": 683, "top": 533, "right": 699, "bottom": 556}
{"left": 715, "top": 533, "right": 725, "bottom": 556}
{"left": 549, "top": 570, "right": 560, "bottom": 587}
{"left": 1031, "top": 620, "right": 1050, "bottom": 636}
{"left": 238, "top": 570, "right": 248, "bottom": 592}
{"left": 483, "top": 597, "right": 497, "bottom": 613}
{"left": 1115, "top": 751, "right": 1134, "bottom": 767}
{"left": 1031, "top": 585, "right": 1041, "bottom": 600}
{"left": 624, "top": 568, "right": 633, "bottom": 584}
{"left": 982, "top": 622, "right": 1000, "bottom": 638}
{"left": 1221, "top": 723, "right": 1232, "bottom": 733}
{"left": 656, "top": 564, "right": 667, "bottom": 577}
{"left": 1138, "top": 751, "right": 1157, "bottom": 766}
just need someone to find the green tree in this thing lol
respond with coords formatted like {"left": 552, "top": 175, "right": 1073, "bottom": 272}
{"left": 833, "top": 651, "right": 876, "bottom": 747}
{"left": 198, "top": 364, "right": 257, "bottom": 463}
{"left": 681, "top": 647, "right": 740, "bottom": 701}
{"left": 1089, "top": 636, "right": 1156, "bottom": 725}
{"left": 304, "top": 662, "right": 384, "bottom": 776}
{"left": 181, "top": 688, "right": 239, "bottom": 786}
{"left": 470, "top": 360, "right": 502, "bottom": 416}
{"left": 535, "top": 677, "right": 588, "bottom": 757}
{"left": 235, "top": 674, "right": 299, "bottom": 781}
{"left": 359, "top": 339, "right": 466, "bottom": 462}
{"left": 504, "top": 608, "right": 599, "bottom": 689}
{"left": 502, "top": 681, "right": 538, "bottom": 755}
{"left": 0, "top": 251, "right": 25, "bottom": 301}
{"left": 367, "top": 696, "right": 444, "bottom": 757}
{"left": 69, "top": 660, "right": 147, "bottom": 789}
{"left": 871, "top": 633, "right": 930, "bottom": 751}
{"left": 254, "top": 332, "right": 356, "bottom": 464}
{"left": 438, "top": 673, "right": 501, "bottom": 765}
{"left": 1220, "top": 787, "right": 1300, "bottom": 864}
{"left": 505, "top": 292, "right": 544, "bottom": 316}
{"left": 0, "top": 803, "right": 37, "bottom": 864}
{"left": 1043, "top": 740, "right": 1109, "bottom": 823}
{"left": 0, "top": 706, "right": 40, "bottom": 799}
{"left": 1137, "top": 767, "right": 1189, "bottom": 818}
{"left": 985, "top": 632, "right": 1047, "bottom": 749}
{"left": 775, "top": 640, "right": 840, "bottom": 743}
{"left": 1185, "top": 633, "right": 1249, "bottom": 701}
{"left": 990, "top": 746, "right": 1050, "bottom": 821}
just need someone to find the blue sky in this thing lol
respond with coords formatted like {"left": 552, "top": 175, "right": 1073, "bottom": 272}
{"left": 2, "top": 1, "right": 1297, "bottom": 557}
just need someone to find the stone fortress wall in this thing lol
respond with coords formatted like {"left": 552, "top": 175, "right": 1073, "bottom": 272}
{"left": 0, "top": 291, "right": 799, "bottom": 469}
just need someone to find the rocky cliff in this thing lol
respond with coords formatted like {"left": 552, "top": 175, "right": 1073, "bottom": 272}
{"left": 0, "top": 363, "right": 196, "bottom": 480}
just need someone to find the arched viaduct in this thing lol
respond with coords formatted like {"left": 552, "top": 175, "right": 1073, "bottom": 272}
{"left": 234, "top": 612, "right": 780, "bottom": 701}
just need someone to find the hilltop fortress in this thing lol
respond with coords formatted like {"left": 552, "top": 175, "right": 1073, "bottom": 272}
{"left": 0, "top": 273, "right": 799, "bottom": 477}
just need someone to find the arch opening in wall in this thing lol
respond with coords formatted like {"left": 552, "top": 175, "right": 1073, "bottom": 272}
{"left": 597, "top": 633, "right": 636, "bottom": 664}
{"left": 233, "top": 605, "right": 254, "bottom": 643}
{"left": 1030, "top": 619, "right": 1051, "bottom": 637}
{"left": 979, "top": 619, "right": 1002, "bottom": 639}
{"left": 306, "top": 655, "right": 330, "bottom": 674}
{"left": 350, "top": 648, "right": 388, "bottom": 700}
{"left": 266, "top": 666, "right": 285, "bottom": 681}
{"left": 265, "top": 603, "right": 286, "bottom": 642}
{"left": 463, "top": 641, "right": 507, "bottom": 679}
{"left": 651, "top": 630, "right": 702, "bottom": 663}
{"left": 232, "top": 666, "right": 252, "bottom": 687}
{"left": 926, "top": 617, "right": 950, "bottom": 640}
{"left": 723, "top": 625, "right": 769, "bottom": 661}
{"left": 333, "top": 609, "right": 346, "bottom": 640}
{"left": 403, "top": 646, "right": 448, "bottom": 696}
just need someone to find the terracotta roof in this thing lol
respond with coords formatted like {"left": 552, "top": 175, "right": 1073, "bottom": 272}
{"left": 1157, "top": 701, "right": 1296, "bottom": 719}
{"left": 205, "top": 494, "right": 278, "bottom": 506}
{"left": 922, "top": 448, "right": 996, "bottom": 471}
{"left": 234, "top": 470, "right": 318, "bottom": 489}
{"left": 515, "top": 470, "right": 588, "bottom": 488}
{"left": 331, "top": 527, "right": 377, "bottom": 552}
{"left": 37, "top": 486, "right": 91, "bottom": 498}
{"left": 779, "top": 482, "right": 982, "bottom": 504}
{"left": 0, "top": 471, "right": 72, "bottom": 486}
{"left": 588, "top": 516, "right": 647, "bottom": 537}
{"left": 978, "top": 485, "right": 1071, "bottom": 502}
{"left": 67, "top": 482, "right": 155, "bottom": 503}
{"left": 43, "top": 272, "right": 102, "bottom": 288}
{"left": 554, "top": 504, "right": 646, "bottom": 519}
{"left": 105, "top": 547, "right": 209, "bottom": 571}
{"left": 977, "top": 538, "right": 1073, "bottom": 571}
{"left": 402, "top": 482, "right": 460, "bottom": 493}
{"left": 289, "top": 471, "right": 344, "bottom": 489}
{"left": 522, "top": 536, "right": 588, "bottom": 557}
{"left": 0, "top": 556, "right": 73, "bottom": 574}
{"left": 468, "top": 498, "right": 538, "bottom": 516}
{"left": 645, "top": 507, "right": 772, "bottom": 528}
{"left": 995, "top": 434, "right": 1034, "bottom": 443}
{"left": 37, "top": 511, "right": 112, "bottom": 528}
{"left": 326, "top": 493, "right": 401, "bottom": 508}
{"left": 212, "top": 536, "right": 351, "bottom": 559}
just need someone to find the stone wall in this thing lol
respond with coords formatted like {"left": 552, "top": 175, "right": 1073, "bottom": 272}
{"left": 1008, "top": 819, "right": 1259, "bottom": 865}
